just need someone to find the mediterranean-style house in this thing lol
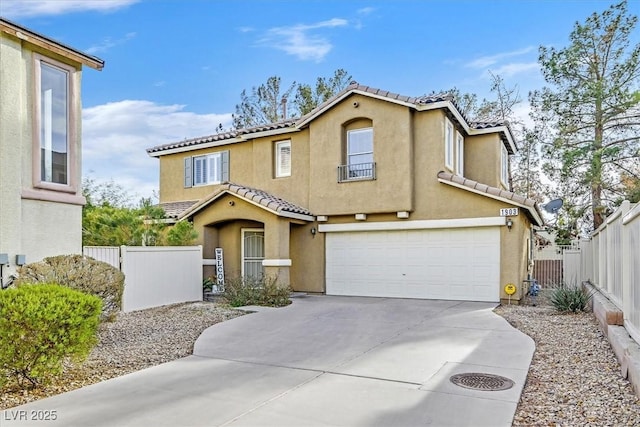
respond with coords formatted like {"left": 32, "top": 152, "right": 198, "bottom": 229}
{"left": 147, "top": 82, "right": 544, "bottom": 303}
{"left": 0, "top": 18, "right": 104, "bottom": 279}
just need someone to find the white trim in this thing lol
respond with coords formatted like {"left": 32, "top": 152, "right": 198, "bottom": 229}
{"left": 500, "top": 144, "right": 509, "bottom": 188}
{"left": 397, "top": 211, "right": 410, "bottom": 219}
{"left": 262, "top": 259, "right": 292, "bottom": 267}
{"left": 355, "top": 213, "right": 367, "bottom": 221}
{"left": 455, "top": 131, "right": 464, "bottom": 176}
{"left": 275, "top": 140, "right": 292, "bottom": 178}
{"left": 437, "top": 177, "right": 544, "bottom": 226}
{"left": 444, "top": 118, "right": 454, "bottom": 171}
{"left": 317, "top": 215, "right": 329, "bottom": 222}
{"left": 318, "top": 217, "right": 505, "bottom": 233}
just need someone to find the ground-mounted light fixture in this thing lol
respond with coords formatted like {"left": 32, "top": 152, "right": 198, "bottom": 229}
{"left": 506, "top": 218, "right": 513, "bottom": 231}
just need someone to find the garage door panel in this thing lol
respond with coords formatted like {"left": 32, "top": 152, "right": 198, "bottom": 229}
{"left": 325, "top": 227, "right": 500, "bottom": 302}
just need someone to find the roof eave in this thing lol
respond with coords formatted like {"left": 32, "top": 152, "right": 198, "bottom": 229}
{"left": 0, "top": 18, "right": 104, "bottom": 70}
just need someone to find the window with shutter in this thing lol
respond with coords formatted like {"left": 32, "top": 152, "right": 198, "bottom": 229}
{"left": 186, "top": 150, "right": 230, "bottom": 186}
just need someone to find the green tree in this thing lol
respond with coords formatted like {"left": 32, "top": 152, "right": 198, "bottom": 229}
{"left": 530, "top": 1, "right": 640, "bottom": 231}
{"left": 232, "top": 76, "right": 296, "bottom": 129}
{"left": 166, "top": 220, "right": 198, "bottom": 246}
{"left": 294, "top": 68, "right": 352, "bottom": 115}
{"left": 232, "top": 70, "right": 352, "bottom": 129}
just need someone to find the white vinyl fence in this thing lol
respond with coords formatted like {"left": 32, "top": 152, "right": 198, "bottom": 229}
{"left": 83, "top": 246, "right": 120, "bottom": 269}
{"left": 579, "top": 201, "right": 640, "bottom": 345}
{"left": 83, "top": 245, "right": 203, "bottom": 312}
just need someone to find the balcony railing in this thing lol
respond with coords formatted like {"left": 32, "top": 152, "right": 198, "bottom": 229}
{"left": 337, "top": 162, "right": 376, "bottom": 183}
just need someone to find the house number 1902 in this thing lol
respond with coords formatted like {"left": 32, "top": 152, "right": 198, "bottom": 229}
{"left": 500, "top": 208, "right": 519, "bottom": 216}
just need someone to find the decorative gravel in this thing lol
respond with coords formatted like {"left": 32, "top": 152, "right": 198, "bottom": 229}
{"left": 1, "top": 301, "right": 244, "bottom": 410}
{"left": 3, "top": 298, "right": 640, "bottom": 427}
{"left": 495, "top": 302, "right": 640, "bottom": 426}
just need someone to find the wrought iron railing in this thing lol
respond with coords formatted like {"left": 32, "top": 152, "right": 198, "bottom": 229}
{"left": 337, "top": 162, "right": 376, "bottom": 183}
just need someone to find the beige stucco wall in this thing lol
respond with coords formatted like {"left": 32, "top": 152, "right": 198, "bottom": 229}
{"left": 465, "top": 133, "right": 505, "bottom": 189}
{"left": 0, "top": 32, "right": 85, "bottom": 275}
{"left": 156, "top": 90, "right": 535, "bottom": 300}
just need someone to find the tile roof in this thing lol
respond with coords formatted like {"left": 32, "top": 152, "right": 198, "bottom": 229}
{"left": 157, "top": 200, "right": 199, "bottom": 219}
{"left": 178, "top": 182, "right": 313, "bottom": 221}
{"left": 223, "top": 182, "right": 313, "bottom": 216}
{"left": 146, "top": 82, "right": 511, "bottom": 155}
{"left": 437, "top": 171, "right": 543, "bottom": 225}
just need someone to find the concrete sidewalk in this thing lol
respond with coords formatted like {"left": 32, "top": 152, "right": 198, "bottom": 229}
{"left": 1, "top": 296, "right": 534, "bottom": 426}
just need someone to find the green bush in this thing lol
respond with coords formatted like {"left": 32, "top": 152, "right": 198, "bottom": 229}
{"left": 223, "top": 276, "right": 291, "bottom": 307}
{"left": 550, "top": 283, "right": 592, "bottom": 313}
{"left": 0, "top": 284, "right": 102, "bottom": 388}
{"left": 15, "top": 254, "right": 124, "bottom": 319}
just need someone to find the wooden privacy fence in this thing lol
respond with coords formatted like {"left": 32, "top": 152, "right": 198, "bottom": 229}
{"left": 83, "top": 245, "right": 203, "bottom": 312}
{"left": 578, "top": 201, "right": 640, "bottom": 345}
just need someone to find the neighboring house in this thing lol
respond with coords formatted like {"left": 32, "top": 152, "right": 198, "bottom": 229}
{"left": 147, "top": 83, "right": 544, "bottom": 303}
{"left": 0, "top": 18, "right": 104, "bottom": 278}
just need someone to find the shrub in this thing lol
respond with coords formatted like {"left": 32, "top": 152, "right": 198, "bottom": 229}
{"left": 15, "top": 255, "right": 124, "bottom": 319}
{"left": 223, "top": 276, "right": 291, "bottom": 307}
{"left": 0, "top": 284, "right": 102, "bottom": 388}
{"left": 550, "top": 283, "right": 592, "bottom": 313}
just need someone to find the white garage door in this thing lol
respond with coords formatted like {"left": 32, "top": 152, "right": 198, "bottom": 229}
{"left": 325, "top": 227, "right": 500, "bottom": 302}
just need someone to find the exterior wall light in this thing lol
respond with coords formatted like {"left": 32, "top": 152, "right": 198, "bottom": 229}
{"left": 310, "top": 227, "right": 317, "bottom": 237}
{"left": 506, "top": 218, "right": 513, "bottom": 231}
{"left": 228, "top": 200, "right": 235, "bottom": 206}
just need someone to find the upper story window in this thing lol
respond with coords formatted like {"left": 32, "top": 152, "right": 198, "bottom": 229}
{"left": 501, "top": 144, "right": 510, "bottom": 188}
{"left": 445, "top": 119, "right": 454, "bottom": 171}
{"left": 33, "top": 55, "right": 77, "bottom": 192}
{"left": 338, "top": 127, "right": 375, "bottom": 182}
{"left": 184, "top": 150, "right": 229, "bottom": 188}
{"left": 275, "top": 140, "right": 291, "bottom": 178}
{"left": 455, "top": 131, "right": 464, "bottom": 176}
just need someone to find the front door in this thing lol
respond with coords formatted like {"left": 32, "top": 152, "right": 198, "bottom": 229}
{"left": 242, "top": 228, "right": 265, "bottom": 279}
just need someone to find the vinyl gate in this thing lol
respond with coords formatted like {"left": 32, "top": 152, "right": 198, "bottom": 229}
{"left": 83, "top": 245, "right": 203, "bottom": 312}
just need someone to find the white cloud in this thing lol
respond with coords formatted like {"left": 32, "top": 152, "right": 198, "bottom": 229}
{"left": 466, "top": 47, "right": 536, "bottom": 69}
{"left": 357, "top": 7, "right": 375, "bottom": 15}
{"left": 488, "top": 62, "right": 540, "bottom": 78}
{"left": 0, "top": 0, "right": 139, "bottom": 18}
{"left": 82, "top": 100, "right": 233, "bottom": 200}
{"left": 260, "top": 18, "right": 349, "bottom": 62}
{"left": 85, "top": 32, "right": 136, "bottom": 54}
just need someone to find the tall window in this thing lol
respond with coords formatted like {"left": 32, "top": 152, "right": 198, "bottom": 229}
{"left": 275, "top": 140, "right": 291, "bottom": 177}
{"left": 455, "top": 131, "right": 464, "bottom": 176}
{"left": 36, "top": 57, "right": 74, "bottom": 188}
{"left": 501, "top": 145, "right": 510, "bottom": 187}
{"left": 184, "top": 150, "right": 229, "bottom": 188}
{"left": 445, "top": 119, "right": 454, "bottom": 170}
{"left": 347, "top": 128, "right": 373, "bottom": 177}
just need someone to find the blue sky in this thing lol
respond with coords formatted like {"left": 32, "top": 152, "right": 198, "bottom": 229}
{"left": 2, "top": 0, "right": 638, "bottom": 201}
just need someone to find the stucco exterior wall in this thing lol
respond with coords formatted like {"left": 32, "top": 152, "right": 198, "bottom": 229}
{"left": 0, "top": 35, "right": 25, "bottom": 274}
{"left": 465, "top": 133, "right": 504, "bottom": 189}
{"left": 155, "top": 88, "right": 538, "bottom": 301}
{"left": 308, "top": 94, "right": 414, "bottom": 215}
{"left": 0, "top": 31, "right": 85, "bottom": 274}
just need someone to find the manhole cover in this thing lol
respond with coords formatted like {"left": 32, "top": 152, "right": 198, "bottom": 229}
{"left": 449, "top": 373, "right": 514, "bottom": 391}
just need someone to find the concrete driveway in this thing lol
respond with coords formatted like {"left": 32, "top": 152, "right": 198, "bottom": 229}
{"left": 2, "top": 296, "right": 534, "bottom": 427}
